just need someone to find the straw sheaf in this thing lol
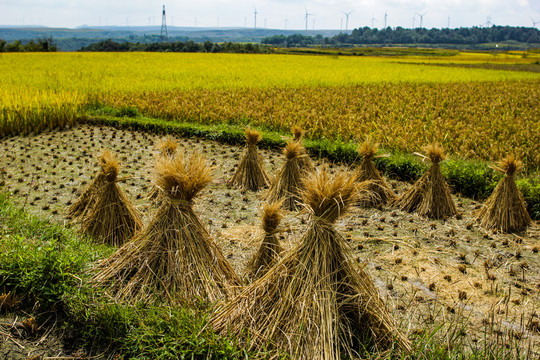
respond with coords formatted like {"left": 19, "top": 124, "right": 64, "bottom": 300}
{"left": 156, "top": 136, "right": 179, "bottom": 158}
{"left": 99, "top": 150, "right": 120, "bottom": 182}
{"left": 262, "top": 201, "right": 283, "bottom": 234}
{"left": 359, "top": 141, "right": 379, "bottom": 160}
{"left": 155, "top": 152, "right": 212, "bottom": 201}
{"left": 211, "top": 167, "right": 410, "bottom": 357}
{"left": 292, "top": 126, "right": 304, "bottom": 141}
{"left": 67, "top": 151, "right": 111, "bottom": 220}
{"left": 477, "top": 156, "right": 531, "bottom": 232}
{"left": 284, "top": 141, "right": 302, "bottom": 160}
{"left": 424, "top": 143, "right": 446, "bottom": 164}
{"left": 301, "top": 167, "right": 357, "bottom": 223}
{"left": 498, "top": 155, "right": 522, "bottom": 176}
{"left": 245, "top": 128, "right": 262, "bottom": 146}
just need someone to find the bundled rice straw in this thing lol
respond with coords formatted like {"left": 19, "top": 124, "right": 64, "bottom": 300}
{"left": 477, "top": 156, "right": 531, "bottom": 233}
{"left": 211, "top": 167, "right": 410, "bottom": 359}
{"left": 266, "top": 141, "right": 309, "bottom": 211}
{"left": 292, "top": 125, "right": 304, "bottom": 142}
{"left": 93, "top": 152, "right": 240, "bottom": 305}
{"left": 246, "top": 201, "right": 283, "bottom": 280}
{"left": 81, "top": 150, "right": 142, "bottom": 247}
{"left": 355, "top": 141, "right": 396, "bottom": 207}
{"left": 148, "top": 136, "right": 180, "bottom": 201}
{"left": 229, "top": 128, "right": 270, "bottom": 191}
{"left": 393, "top": 144, "right": 457, "bottom": 219}
{"left": 156, "top": 136, "right": 179, "bottom": 158}
{"left": 291, "top": 126, "right": 314, "bottom": 173}
{"left": 67, "top": 152, "right": 108, "bottom": 220}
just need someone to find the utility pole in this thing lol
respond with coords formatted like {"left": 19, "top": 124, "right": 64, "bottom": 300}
{"left": 160, "top": 5, "right": 168, "bottom": 41}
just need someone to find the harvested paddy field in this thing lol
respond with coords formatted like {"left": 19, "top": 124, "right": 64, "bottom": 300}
{"left": 1, "top": 124, "right": 539, "bottom": 357}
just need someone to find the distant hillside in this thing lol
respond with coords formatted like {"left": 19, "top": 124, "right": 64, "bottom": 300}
{"left": 0, "top": 26, "right": 346, "bottom": 51}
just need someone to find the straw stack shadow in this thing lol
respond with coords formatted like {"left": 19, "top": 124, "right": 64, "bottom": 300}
{"left": 393, "top": 143, "right": 458, "bottom": 219}
{"left": 93, "top": 152, "right": 240, "bottom": 305}
{"left": 476, "top": 156, "right": 532, "bottom": 233}
{"left": 265, "top": 141, "right": 310, "bottom": 211}
{"left": 355, "top": 140, "right": 396, "bottom": 208}
{"left": 81, "top": 150, "right": 142, "bottom": 247}
{"left": 211, "top": 167, "right": 410, "bottom": 359}
{"left": 246, "top": 201, "right": 283, "bottom": 280}
{"left": 229, "top": 128, "right": 270, "bottom": 191}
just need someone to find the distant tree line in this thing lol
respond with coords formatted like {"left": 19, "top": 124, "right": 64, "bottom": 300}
{"left": 78, "top": 39, "right": 271, "bottom": 53}
{"left": 262, "top": 26, "right": 540, "bottom": 47}
{"left": 0, "top": 37, "right": 57, "bottom": 52}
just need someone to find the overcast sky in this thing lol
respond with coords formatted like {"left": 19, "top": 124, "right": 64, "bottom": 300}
{"left": 1, "top": 0, "right": 539, "bottom": 30}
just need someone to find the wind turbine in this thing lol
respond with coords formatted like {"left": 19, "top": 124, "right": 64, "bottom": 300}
{"left": 342, "top": 10, "right": 353, "bottom": 32}
{"left": 371, "top": 15, "right": 376, "bottom": 29}
{"left": 384, "top": 11, "right": 388, "bottom": 28}
{"left": 532, "top": 17, "right": 540, "bottom": 28}
{"left": 416, "top": 12, "right": 427, "bottom": 28}
{"left": 305, "top": 8, "right": 314, "bottom": 31}
{"left": 412, "top": 15, "right": 416, "bottom": 29}
{"left": 254, "top": 7, "right": 258, "bottom": 29}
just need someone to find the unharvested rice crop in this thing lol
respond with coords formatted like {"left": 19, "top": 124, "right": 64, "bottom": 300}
{"left": 1, "top": 52, "right": 539, "bottom": 169}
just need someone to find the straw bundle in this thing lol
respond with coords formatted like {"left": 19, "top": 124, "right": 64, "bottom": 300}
{"left": 246, "top": 201, "right": 283, "bottom": 280}
{"left": 229, "top": 129, "right": 270, "bottom": 191}
{"left": 355, "top": 141, "right": 396, "bottom": 207}
{"left": 393, "top": 144, "right": 457, "bottom": 219}
{"left": 291, "top": 126, "right": 314, "bottom": 173}
{"left": 81, "top": 151, "right": 142, "bottom": 247}
{"left": 292, "top": 125, "right": 305, "bottom": 141}
{"left": 67, "top": 152, "right": 108, "bottom": 220}
{"left": 477, "top": 156, "right": 531, "bottom": 233}
{"left": 211, "top": 167, "right": 409, "bottom": 359}
{"left": 266, "top": 141, "right": 310, "bottom": 211}
{"left": 93, "top": 152, "right": 240, "bottom": 305}
{"left": 156, "top": 136, "right": 179, "bottom": 158}
{"left": 148, "top": 136, "right": 180, "bottom": 201}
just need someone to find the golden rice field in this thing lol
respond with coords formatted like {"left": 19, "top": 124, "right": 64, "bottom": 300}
{"left": 1, "top": 52, "right": 539, "bottom": 169}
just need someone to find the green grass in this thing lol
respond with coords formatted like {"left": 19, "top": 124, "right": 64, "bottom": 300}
{"left": 0, "top": 192, "right": 256, "bottom": 359}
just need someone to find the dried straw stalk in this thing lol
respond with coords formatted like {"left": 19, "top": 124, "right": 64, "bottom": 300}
{"left": 246, "top": 201, "right": 283, "bottom": 280}
{"left": 67, "top": 152, "right": 108, "bottom": 220}
{"left": 355, "top": 141, "right": 396, "bottom": 207}
{"left": 81, "top": 150, "right": 142, "bottom": 247}
{"left": 93, "top": 152, "right": 240, "bottom": 305}
{"left": 229, "top": 128, "right": 270, "bottom": 191}
{"left": 291, "top": 126, "right": 314, "bottom": 173}
{"left": 266, "top": 141, "right": 311, "bottom": 211}
{"left": 477, "top": 156, "right": 531, "bottom": 233}
{"left": 393, "top": 144, "right": 457, "bottom": 219}
{"left": 148, "top": 136, "right": 180, "bottom": 201}
{"left": 211, "top": 167, "right": 409, "bottom": 359}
